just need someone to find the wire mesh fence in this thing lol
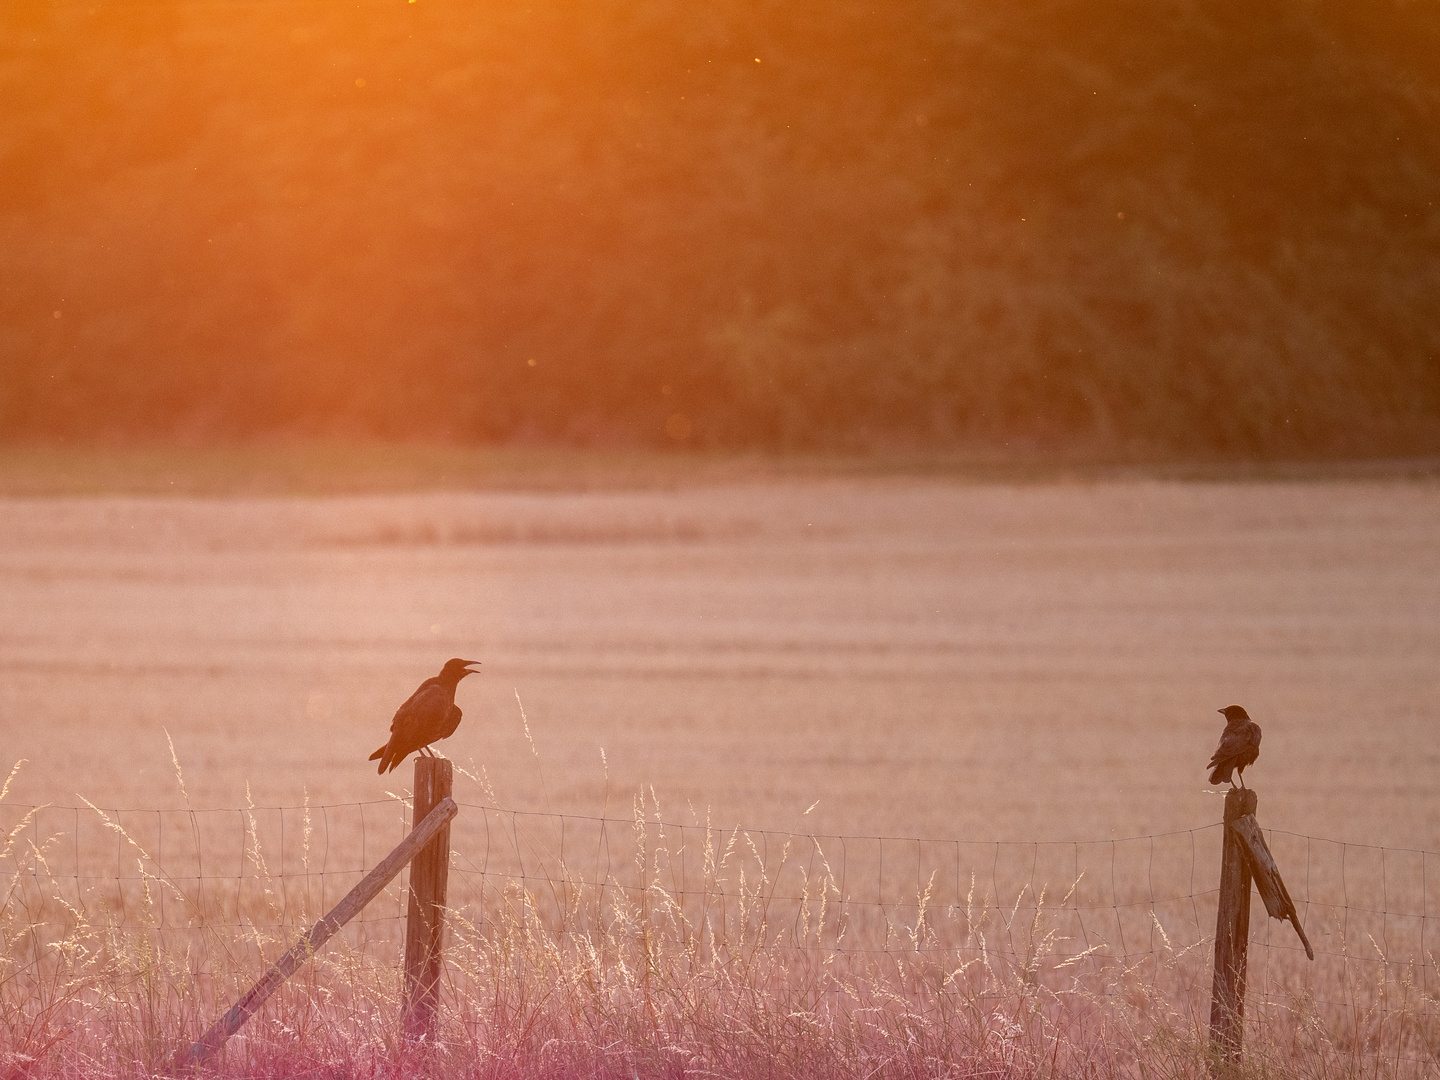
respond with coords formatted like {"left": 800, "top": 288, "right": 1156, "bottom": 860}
{"left": 2, "top": 794, "right": 1436, "bottom": 1071}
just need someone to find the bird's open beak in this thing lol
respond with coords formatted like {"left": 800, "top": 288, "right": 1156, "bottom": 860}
{"left": 463, "top": 660, "right": 483, "bottom": 674}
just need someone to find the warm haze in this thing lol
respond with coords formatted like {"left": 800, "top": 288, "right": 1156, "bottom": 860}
{"left": 3, "top": 0, "right": 1438, "bottom": 455}
{"left": 2, "top": 0, "right": 1438, "bottom": 1074}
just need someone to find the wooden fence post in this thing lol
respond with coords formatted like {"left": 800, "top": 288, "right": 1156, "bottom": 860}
{"left": 1229, "top": 812, "right": 1315, "bottom": 961}
{"left": 403, "top": 756, "right": 453, "bottom": 1041}
{"left": 1209, "top": 787, "right": 1256, "bottom": 1071}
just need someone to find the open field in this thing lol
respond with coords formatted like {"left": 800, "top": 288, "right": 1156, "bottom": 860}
{"left": 0, "top": 472, "right": 1436, "bottom": 842}
{"left": 1, "top": 472, "right": 1437, "bottom": 1076}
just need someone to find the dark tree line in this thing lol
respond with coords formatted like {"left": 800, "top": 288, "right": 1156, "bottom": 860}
{"left": 2, "top": 0, "right": 1437, "bottom": 457}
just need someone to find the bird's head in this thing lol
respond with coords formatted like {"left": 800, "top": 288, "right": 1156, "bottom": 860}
{"left": 439, "top": 657, "right": 482, "bottom": 684}
{"left": 1218, "top": 705, "right": 1250, "bottom": 722}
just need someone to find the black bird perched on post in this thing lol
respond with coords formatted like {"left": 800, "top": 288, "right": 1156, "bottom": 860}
{"left": 369, "top": 658, "right": 481, "bottom": 774}
{"left": 1207, "top": 705, "right": 1262, "bottom": 787}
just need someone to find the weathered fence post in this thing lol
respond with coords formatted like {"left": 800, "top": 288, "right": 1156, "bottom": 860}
{"left": 403, "top": 755, "right": 453, "bottom": 1041}
{"left": 1209, "top": 787, "right": 1255, "bottom": 1070}
{"left": 1229, "top": 810, "right": 1314, "bottom": 961}
{"left": 1208, "top": 787, "right": 1314, "bottom": 1074}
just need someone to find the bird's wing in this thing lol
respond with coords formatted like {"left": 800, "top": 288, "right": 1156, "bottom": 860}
{"left": 1238, "top": 722, "right": 1263, "bottom": 766}
{"left": 376, "top": 687, "right": 446, "bottom": 772}
{"left": 439, "top": 704, "right": 463, "bottom": 740}
{"left": 389, "top": 682, "right": 451, "bottom": 746}
{"left": 389, "top": 678, "right": 442, "bottom": 731}
{"left": 1207, "top": 724, "right": 1258, "bottom": 768}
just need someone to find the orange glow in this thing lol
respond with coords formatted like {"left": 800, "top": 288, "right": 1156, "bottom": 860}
{"left": 0, "top": 1, "right": 1436, "bottom": 456}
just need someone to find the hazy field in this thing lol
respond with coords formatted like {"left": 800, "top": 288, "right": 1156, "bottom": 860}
{"left": 2, "top": 472, "right": 1438, "bottom": 1077}
{"left": 1, "top": 475, "right": 1436, "bottom": 848}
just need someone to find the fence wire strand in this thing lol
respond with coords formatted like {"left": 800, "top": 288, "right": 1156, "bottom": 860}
{"left": 2, "top": 796, "right": 1436, "bottom": 1069}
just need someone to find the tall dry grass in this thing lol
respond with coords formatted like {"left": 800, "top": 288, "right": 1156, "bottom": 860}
{"left": 1, "top": 759, "right": 1436, "bottom": 1079}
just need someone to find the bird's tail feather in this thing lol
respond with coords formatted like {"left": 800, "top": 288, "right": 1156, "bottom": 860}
{"left": 369, "top": 744, "right": 387, "bottom": 762}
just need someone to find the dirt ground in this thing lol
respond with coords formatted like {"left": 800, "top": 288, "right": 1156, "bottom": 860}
{"left": 0, "top": 477, "right": 1436, "bottom": 852}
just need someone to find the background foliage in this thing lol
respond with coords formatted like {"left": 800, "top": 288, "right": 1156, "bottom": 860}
{"left": 2, "top": 0, "right": 1437, "bottom": 456}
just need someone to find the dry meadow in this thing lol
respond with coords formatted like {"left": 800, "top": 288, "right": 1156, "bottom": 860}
{"left": 1, "top": 473, "right": 1437, "bottom": 1077}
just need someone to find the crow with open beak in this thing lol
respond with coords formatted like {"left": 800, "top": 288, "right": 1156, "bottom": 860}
{"left": 369, "top": 658, "right": 481, "bottom": 774}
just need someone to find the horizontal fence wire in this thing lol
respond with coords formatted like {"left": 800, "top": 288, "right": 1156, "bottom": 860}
{"left": 2, "top": 797, "right": 1436, "bottom": 1069}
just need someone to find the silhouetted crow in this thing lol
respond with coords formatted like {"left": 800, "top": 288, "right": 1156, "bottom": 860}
{"left": 1207, "top": 704, "right": 1262, "bottom": 787}
{"left": 369, "top": 658, "right": 481, "bottom": 774}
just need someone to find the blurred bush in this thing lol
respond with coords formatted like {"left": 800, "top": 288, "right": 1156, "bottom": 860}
{"left": 1, "top": 0, "right": 1436, "bottom": 457}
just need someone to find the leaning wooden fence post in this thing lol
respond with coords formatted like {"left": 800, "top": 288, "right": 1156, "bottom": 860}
{"left": 1229, "top": 811, "right": 1314, "bottom": 961}
{"left": 175, "top": 795, "right": 458, "bottom": 1070}
{"left": 1209, "top": 787, "right": 1256, "bottom": 1070}
{"left": 403, "top": 756, "right": 453, "bottom": 1041}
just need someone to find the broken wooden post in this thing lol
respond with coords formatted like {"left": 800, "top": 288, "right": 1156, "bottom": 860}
{"left": 176, "top": 795, "right": 458, "bottom": 1070}
{"left": 1208, "top": 788, "right": 1314, "bottom": 1074}
{"left": 1229, "top": 812, "right": 1314, "bottom": 960}
{"left": 403, "top": 755, "right": 453, "bottom": 1041}
{"left": 1209, "top": 787, "right": 1255, "bottom": 1070}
